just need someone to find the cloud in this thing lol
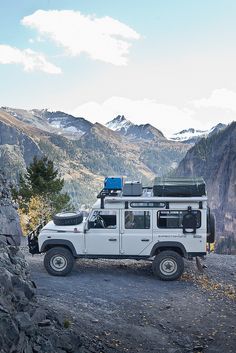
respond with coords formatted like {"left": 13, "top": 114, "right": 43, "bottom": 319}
{"left": 28, "top": 36, "right": 45, "bottom": 44}
{"left": 70, "top": 96, "right": 201, "bottom": 136}
{"left": 0, "top": 44, "right": 61, "bottom": 74}
{"left": 22, "top": 10, "right": 141, "bottom": 66}
{"left": 192, "top": 88, "right": 236, "bottom": 111}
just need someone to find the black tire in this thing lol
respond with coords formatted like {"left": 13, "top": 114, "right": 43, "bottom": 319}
{"left": 207, "top": 213, "right": 215, "bottom": 243}
{"left": 53, "top": 211, "right": 83, "bottom": 226}
{"left": 44, "top": 247, "right": 75, "bottom": 276}
{"left": 152, "top": 250, "right": 184, "bottom": 281}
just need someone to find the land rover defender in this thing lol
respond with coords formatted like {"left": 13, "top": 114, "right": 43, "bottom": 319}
{"left": 28, "top": 177, "right": 215, "bottom": 280}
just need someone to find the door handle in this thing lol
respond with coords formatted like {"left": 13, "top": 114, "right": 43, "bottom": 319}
{"left": 109, "top": 238, "right": 117, "bottom": 241}
{"left": 141, "top": 239, "right": 150, "bottom": 242}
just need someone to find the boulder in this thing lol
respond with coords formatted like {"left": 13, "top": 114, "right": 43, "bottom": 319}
{"left": 0, "top": 173, "right": 22, "bottom": 245}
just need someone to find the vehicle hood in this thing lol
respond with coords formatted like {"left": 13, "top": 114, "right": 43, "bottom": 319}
{"left": 41, "top": 219, "right": 86, "bottom": 233}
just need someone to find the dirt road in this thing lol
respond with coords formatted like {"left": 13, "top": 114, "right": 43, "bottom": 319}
{"left": 23, "top": 249, "right": 236, "bottom": 353}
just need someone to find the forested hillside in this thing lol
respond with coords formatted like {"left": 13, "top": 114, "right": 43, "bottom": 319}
{"left": 0, "top": 108, "right": 189, "bottom": 205}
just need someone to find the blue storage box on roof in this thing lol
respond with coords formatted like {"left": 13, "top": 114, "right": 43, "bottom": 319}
{"left": 104, "top": 177, "right": 123, "bottom": 190}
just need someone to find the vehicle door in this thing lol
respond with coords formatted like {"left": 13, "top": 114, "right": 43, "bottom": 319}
{"left": 155, "top": 209, "right": 204, "bottom": 253}
{"left": 121, "top": 209, "right": 153, "bottom": 255}
{"left": 85, "top": 209, "right": 119, "bottom": 255}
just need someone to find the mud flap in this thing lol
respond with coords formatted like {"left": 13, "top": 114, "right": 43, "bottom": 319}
{"left": 196, "top": 256, "right": 207, "bottom": 273}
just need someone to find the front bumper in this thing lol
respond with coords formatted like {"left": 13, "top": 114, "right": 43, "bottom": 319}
{"left": 28, "top": 221, "right": 46, "bottom": 254}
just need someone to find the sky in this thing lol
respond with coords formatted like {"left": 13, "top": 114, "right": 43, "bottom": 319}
{"left": 0, "top": 0, "right": 236, "bottom": 136}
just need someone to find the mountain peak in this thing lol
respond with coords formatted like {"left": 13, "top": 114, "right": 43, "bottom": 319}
{"left": 106, "top": 115, "right": 133, "bottom": 132}
{"left": 106, "top": 115, "right": 165, "bottom": 141}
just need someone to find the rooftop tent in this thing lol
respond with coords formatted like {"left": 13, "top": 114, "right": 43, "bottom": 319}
{"left": 153, "top": 177, "right": 206, "bottom": 197}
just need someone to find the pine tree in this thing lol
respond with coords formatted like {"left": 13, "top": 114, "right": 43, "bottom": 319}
{"left": 16, "top": 156, "right": 65, "bottom": 200}
{"left": 13, "top": 156, "right": 71, "bottom": 234}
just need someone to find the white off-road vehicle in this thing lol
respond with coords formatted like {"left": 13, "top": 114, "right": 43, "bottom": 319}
{"left": 28, "top": 177, "right": 215, "bottom": 280}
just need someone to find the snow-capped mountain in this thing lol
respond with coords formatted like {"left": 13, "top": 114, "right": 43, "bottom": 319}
{"left": 1, "top": 107, "right": 93, "bottom": 139}
{"left": 106, "top": 115, "right": 165, "bottom": 140}
{"left": 169, "top": 128, "right": 208, "bottom": 143}
{"left": 32, "top": 109, "right": 93, "bottom": 138}
{"left": 170, "top": 123, "right": 227, "bottom": 144}
{"left": 106, "top": 115, "right": 133, "bottom": 132}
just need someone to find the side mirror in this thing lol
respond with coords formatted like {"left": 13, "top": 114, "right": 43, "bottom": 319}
{"left": 84, "top": 222, "right": 89, "bottom": 232}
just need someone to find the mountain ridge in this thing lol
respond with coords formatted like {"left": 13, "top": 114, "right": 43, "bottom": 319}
{"left": 170, "top": 123, "right": 227, "bottom": 144}
{"left": 0, "top": 109, "right": 189, "bottom": 205}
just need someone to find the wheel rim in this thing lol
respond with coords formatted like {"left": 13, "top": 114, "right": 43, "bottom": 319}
{"left": 159, "top": 257, "right": 177, "bottom": 276}
{"left": 50, "top": 254, "right": 67, "bottom": 271}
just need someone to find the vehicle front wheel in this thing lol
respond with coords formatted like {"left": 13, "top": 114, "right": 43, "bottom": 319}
{"left": 44, "top": 247, "right": 75, "bottom": 276}
{"left": 152, "top": 250, "right": 184, "bottom": 281}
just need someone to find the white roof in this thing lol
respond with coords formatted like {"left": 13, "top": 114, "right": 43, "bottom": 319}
{"left": 92, "top": 195, "right": 208, "bottom": 209}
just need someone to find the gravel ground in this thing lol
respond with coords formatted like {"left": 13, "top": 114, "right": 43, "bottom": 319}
{"left": 21, "top": 243, "right": 236, "bottom": 353}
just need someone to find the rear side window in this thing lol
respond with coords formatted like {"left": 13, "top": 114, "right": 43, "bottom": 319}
{"left": 125, "top": 211, "right": 150, "bottom": 229}
{"left": 157, "top": 210, "right": 201, "bottom": 228}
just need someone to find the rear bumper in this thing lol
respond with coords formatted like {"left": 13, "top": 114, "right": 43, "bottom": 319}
{"left": 187, "top": 252, "right": 206, "bottom": 258}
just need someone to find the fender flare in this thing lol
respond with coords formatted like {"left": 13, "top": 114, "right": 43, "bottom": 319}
{"left": 40, "top": 239, "right": 77, "bottom": 257}
{"left": 150, "top": 241, "right": 187, "bottom": 258}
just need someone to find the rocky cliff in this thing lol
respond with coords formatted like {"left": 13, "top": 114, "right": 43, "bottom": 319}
{"left": 0, "top": 173, "right": 22, "bottom": 245}
{"left": 174, "top": 122, "right": 236, "bottom": 253}
{"left": 0, "top": 173, "right": 82, "bottom": 352}
{"left": 0, "top": 242, "right": 83, "bottom": 353}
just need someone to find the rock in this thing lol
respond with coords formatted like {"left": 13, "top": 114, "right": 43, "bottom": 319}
{"left": 0, "top": 268, "right": 13, "bottom": 293}
{"left": 11, "top": 274, "right": 36, "bottom": 299}
{"left": 0, "top": 304, "right": 9, "bottom": 314}
{"left": 33, "top": 344, "right": 41, "bottom": 353}
{"left": 0, "top": 173, "right": 22, "bottom": 246}
{"left": 0, "top": 314, "right": 19, "bottom": 352}
{"left": 166, "top": 349, "right": 182, "bottom": 353}
{"left": 0, "top": 241, "right": 83, "bottom": 353}
{"left": 31, "top": 308, "right": 47, "bottom": 324}
{"left": 193, "top": 345, "right": 204, "bottom": 351}
{"left": 38, "top": 319, "right": 51, "bottom": 327}
{"left": 91, "top": 318, "right": 99, "bottom": 323}
{"left": 15, "top": 312, "right": 32, "bottom": 330}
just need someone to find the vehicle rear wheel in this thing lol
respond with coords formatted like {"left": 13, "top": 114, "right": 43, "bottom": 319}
{"left": 44, "top": 247, "right": 75, "bottom": 276}
{"left": 152, "top": 250, "right": 184, "bottom": 281}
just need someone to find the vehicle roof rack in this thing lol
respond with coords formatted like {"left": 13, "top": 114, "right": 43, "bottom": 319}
{"left": 153, "top": 177, "right": 206, "bottom": 197}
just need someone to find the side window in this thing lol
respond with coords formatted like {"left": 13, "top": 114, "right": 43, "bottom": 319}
{"left": 157, "top": 210, "right": 201, "bottom": 228}
{"left": 125, "top": 211, "right": 150, "bottom": 229}
{"left": 89, "top": 210, "right": 117, "bottom": 229}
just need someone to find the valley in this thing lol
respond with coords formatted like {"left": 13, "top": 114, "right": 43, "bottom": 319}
{"left": 0, "top": 106, "right": 235, "bottom": 253}
{"left": 0, "top": 107, "right": 189, "bottom": 205}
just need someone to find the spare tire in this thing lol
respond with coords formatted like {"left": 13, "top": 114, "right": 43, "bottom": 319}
{"left": 53, "top": 212, "right": 83, "bottom": 226}
{"left": 207, "top": 212, "right": 215, "bottom": 243}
